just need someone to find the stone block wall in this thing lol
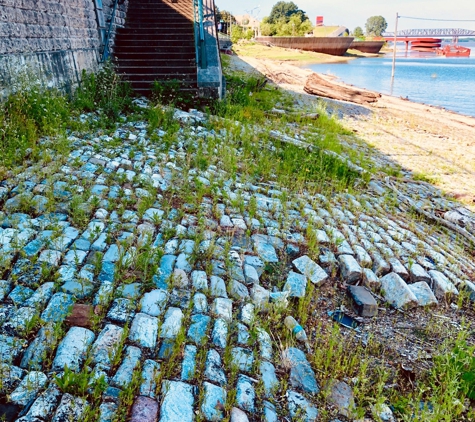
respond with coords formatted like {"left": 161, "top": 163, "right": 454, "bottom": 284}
{"left": 0, "top": 0, "right": 128, "bottom": 94}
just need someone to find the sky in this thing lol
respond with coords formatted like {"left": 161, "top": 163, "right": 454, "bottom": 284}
{"left": 216, "top": 0, "right": 475, "bottom": 32}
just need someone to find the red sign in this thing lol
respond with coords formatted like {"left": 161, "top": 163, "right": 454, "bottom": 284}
{"left": 316, "top": 16, "right": 323, "bottom": 26}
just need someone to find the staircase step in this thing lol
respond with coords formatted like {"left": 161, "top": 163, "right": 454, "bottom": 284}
{"left": 115, "top": 42, "right": 195, "bottom": 50}
{"left": 115, "top": 0, "right": 198, "bottom": 94}
{"left": 113, "top": 52, "right": 196, "bottom": 60}
{"left": 116, "top": 26, "right": 194, "bottom": 36}
{"left": 117, "top": 58, "right": 195, "bottom": 66}
{"left": 118, "top": 67, "right": 197, "bottom": 76}
{"left": 123, "top": 22, "right": 193, "bottom": 28}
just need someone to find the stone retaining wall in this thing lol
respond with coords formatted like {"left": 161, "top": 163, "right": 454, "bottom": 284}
{"left": 0, "top": 0, "right": 128, "bottom": 95}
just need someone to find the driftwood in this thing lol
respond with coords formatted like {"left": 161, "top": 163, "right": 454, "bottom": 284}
{"left": 385, "top": 180, "right": 475, "bottom": 247}
{"left": 304, "top": 73, "right": 381, "bottom": 105}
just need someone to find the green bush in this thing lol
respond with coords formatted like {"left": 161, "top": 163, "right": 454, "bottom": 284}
{"left": 0, "top": 83, "right": 70, "bottom": 166}
{"left": 73, "top": 61, "right": 133, "bottom": 123}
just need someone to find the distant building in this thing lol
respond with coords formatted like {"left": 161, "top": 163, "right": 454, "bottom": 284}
{"left": 234, "top": 14, "right": 261, "bottom": 36}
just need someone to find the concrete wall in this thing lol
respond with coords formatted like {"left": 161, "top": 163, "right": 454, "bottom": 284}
{"left": 0, "top": 0, "right": 128, "bottom": 95}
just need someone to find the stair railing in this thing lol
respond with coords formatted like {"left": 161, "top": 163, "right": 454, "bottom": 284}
{"left": 101, "top": 0, "right": 120, "bottom": 62}
{"left": 193, "top": 0, "right": 206, "bottom": 68}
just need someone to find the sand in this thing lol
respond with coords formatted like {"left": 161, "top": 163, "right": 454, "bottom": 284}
{"left": 228, "top": 53, "right": 475, "bottom": 208}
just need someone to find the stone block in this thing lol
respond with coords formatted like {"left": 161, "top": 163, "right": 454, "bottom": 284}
{"left": 130, "top": 396, "right": 158, "bottom": 422}
{"left": 338, "top": 254, "right": 362, "bottom": 283}
{"left": 129, "top": 313, "right": 158, "bottom": 349}
{"left": 201, "top": 381, "right": 226, "bottom": 421}
{"left": 429, "top": 270, "right": 459, "bottom": 300}
{"left": 160, "top": 381, "right": 194, "bottom": 422}
{"left": 347, "top": 285, "right": 378, "bottom": 317}
{"left": 292, "top": 255, "right": 328, "bottom": 284}
{"left": 408, "top": 281, "right": 438, "bottom": 307}
{"left": 380, "top": 272, "right": 418, "bottom": 309}
{"left": 52, "top": 326, "right": 95, "bottom": 372}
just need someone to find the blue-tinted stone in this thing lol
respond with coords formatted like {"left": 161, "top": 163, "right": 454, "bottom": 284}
{"left": 73, "top": 237, "right": 91, "bottom": 251}
{"left": 8, "top": 285, "right": 34, "bottom": 305}
{"left": 111, "top": 346, "right": 142, "bottom": 388}
{"left": 91, "top": 185, "right": 108, "bottom": 196}
{"left": 81, "top": 162, "right": 98, "bottom": 173}
{"left": 181, "top": 345, "right": 197, "bottom": 381}
{"left": 175, "top": 253, "right": 192, "bottom": 273}
{"left": 4, "top": 306, "right": 38, "bottom": 336}
{"left": 109, "top": 186, "right": 120, "bottom": 199}
{"left": 257, "top": 328, "right": 273, "bottom": 361}
{"left": 92, "top": 233, "right": 108, "bottom": 252}
{"left": 63, "top": 250, "right": 87, "bottom": 266}
{"left": 107, "top": 298, "right": 135, "bottom": 324}
{"left": 284, "top": 348, "right": 319, "bottom": 394}
{"left": 192, "top": 292, "right": 208, "bottom": 314}
{"left": 284, "top": 271, "right": 307, "bottom": 298}
{"left": 91, "top": 324, "right": 124, "bottom": 369}
{"left": 103, "top": 245, "right": 119, "bottom": 262}
{"left": 160, "top": 381, "right": 194, "bottom": 422}
{"left": 236, "top": 374, "right": 256, "bottom": 413}
{"left": 187, "top": 314, "right": 210, "bottom": 345}
{"left": 119, "top": 283, "right": 142, "bottom": 299}
{"left": 160, "top": 307, "right": 183, "bottom": 339}
{"left": 191, "top": 271, "right": 208, "bottom": 291}
{"left": 229, "top": 280, "right": 249, "bottom": 301}
{"left": 237, "top": 323, "right": 250, "bottom": 345}
{"left": 211, "top": 318, "right": 228, "bottom": 349}
{"left": 25, "top": 282, "right": 55, "bottom": 308}
{"left": 140, "top": 360, "right": 160, "bottom": 398}
{"left": 23, "top": 238, "right": 44, "bottom": 256}
{"left": 99, "top": 262, "right": 115, "bottom": 283}
{"left": 52, "top": 327, "right": 95, "bottom": 372}
{"left": 61, "top": 280, "right": 94, "bottom": 299}
{"left": 232, "top": 347, "right": 254, "bottom": 372}
{"left": 129, "top": 313, "right": 158, "bottom": 349}
{"left": 204, "top": 349, "right": 226, "bottom": 386}
{"left": 260, "top": 361, "right": 278, "bottom": 397}
{"left": 263, "top": 401, "right": 278, "bottom": 422}
{"left": 210, "top": 276, "right": 227, "bottom": 298}
{"left": 154, "top": 255, "right": 176, "bottom": 289}
{"left": 157, "top": 339, "right": 175, "bottom": 359}
{"left": 41, "top": 293, "right": 74, "bottom": 323}
{"left": 287, "top": 390, "right": 318, "bottom": 421}
{"left": 140, "top": 289, "right": 168, "bottom": 317}
{"left": 93, "top": 282, "right": 114, "bottom": 307}
{"left": 202, "top": 382, "right": 226, "bottom": 421}
{"left": 254, "top": 241, "right": 279, "bottom": 263}
{"left": 0, "top": 334, "right": 27, "bottom": 363}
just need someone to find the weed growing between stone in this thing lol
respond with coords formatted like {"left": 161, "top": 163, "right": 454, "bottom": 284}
{"left": 1, "top": 60, "right": 475, "bottom": 422}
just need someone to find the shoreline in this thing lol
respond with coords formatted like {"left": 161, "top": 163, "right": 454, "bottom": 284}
{"left": 228, "top": 52, "right": 475, "bottom": 208}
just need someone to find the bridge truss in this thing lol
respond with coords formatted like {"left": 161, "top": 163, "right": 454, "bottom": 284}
{"left": 383, "top": 28, "right": 475, "bottom": 38}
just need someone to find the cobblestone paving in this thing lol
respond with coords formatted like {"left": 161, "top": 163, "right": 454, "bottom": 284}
{"left": 0, "top": 108, "right": 473, "bottom": 421}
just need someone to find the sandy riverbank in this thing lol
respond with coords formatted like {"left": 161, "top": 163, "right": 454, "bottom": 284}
{"left": 228, "top": 53, "right": 475, "bottom": 208}
{"left": 232, "top": 41, "right": 378, "bottom": 66}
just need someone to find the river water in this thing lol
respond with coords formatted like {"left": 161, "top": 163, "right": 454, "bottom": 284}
{"left": 303, "top": 42, "right": 475, "bottom": 117}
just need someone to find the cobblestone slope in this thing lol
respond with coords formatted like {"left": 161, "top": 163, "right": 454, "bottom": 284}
{"left": 0, "top": 107, "right": 473, "bottom": 421}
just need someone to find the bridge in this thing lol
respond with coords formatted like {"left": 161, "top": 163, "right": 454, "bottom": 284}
{"left": 383, "top": 28, "right": 475, "bottom": 42}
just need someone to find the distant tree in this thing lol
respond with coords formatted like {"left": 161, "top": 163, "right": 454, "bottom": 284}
{"left": 215, "top": 7, "right": 237, "bottom": 25}
{"left": 365, "top": 16, "right": 388, "bottom": 36}
{"left": 260, "top": 2, "right": 312, "bottom": 36}
{"left": 353, "top": 26, "right": 364, "bottom": 38}
{"left": 260, "top": 18, "right": 275, "bottom": 36}
{"left": 268, "top": 1, "right": 308, "bottom": 25}
{"left": 230, "top": 25, "right": 244, "bottom": 43}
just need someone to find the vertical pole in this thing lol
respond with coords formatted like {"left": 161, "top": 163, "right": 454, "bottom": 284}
{"left": 391, "top": 12, "right": 398, "bottom": 80}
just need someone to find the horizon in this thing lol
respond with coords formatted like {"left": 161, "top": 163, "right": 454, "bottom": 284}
{"left": 215, "top": 0, "right": 475, "bottom": 32}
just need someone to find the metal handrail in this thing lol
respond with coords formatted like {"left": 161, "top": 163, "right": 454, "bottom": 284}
{"left": 101, "top": 0, "right": 120, "bottom": 62}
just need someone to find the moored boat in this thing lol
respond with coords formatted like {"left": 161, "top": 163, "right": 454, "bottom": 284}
{"left": 255, "top": 36, "right": 354, "bottom": 56}
{"left": 436, "top": 45, "right": 471, "bottom": 57}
